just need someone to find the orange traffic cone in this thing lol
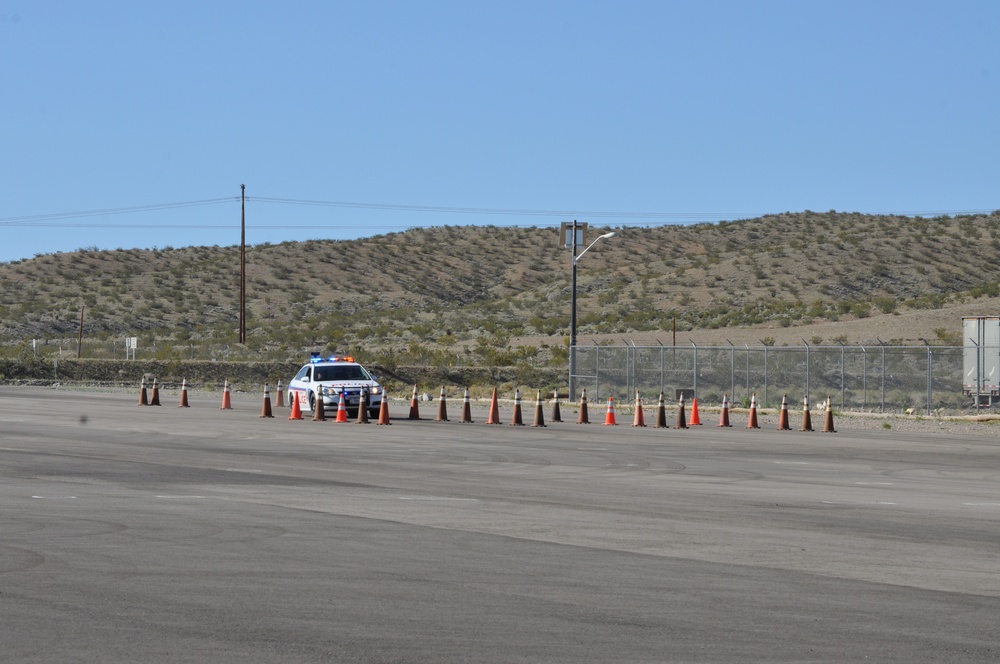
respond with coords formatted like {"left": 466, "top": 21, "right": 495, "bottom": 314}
{"left": 718, "top": 393, "right": 732, "bottom": 427}
{"left": 550, "top": 389, "right": 563, "bottom": 423}
{"left": 632, "top": 390, "right": 646, "bottom": 427}
{"left": 435, "top": 386, "right": 449, "bottom": 422}
{"left": 603, "top": 396, "right": 618, "bottom": 426}
{"left": 675, "top": 395, "right": 688, "bottom": 429}
{"left": 312, "top": 389, "right": 326, "bottom": 421}
{"left": 408, "top": 384, "right": 420, "bottom": 420}
{"left": 275, "top": 380, "right": 285, "bottom": 408}
{"left": 178, "top": 378, "right": 190, "bottom": 408}
{"left": 510, "top": 389, "right": 524, "bottom": 426}
{"left": 822, "top": 396, "right": 837, "bottom": 433}
{"left": 460, "top": 387, "right": 474, "bottom": 423}
{"left": 356, "top": 389, "right": 370, "bottom": 424}
{"left": 220, "top": 379, "right": 232, "bottom": 410}
{"left": 260, "top": 384, "right": 274, "bottom": 418}
{"left": 532, "top": 390, "right": 546, "bottom": 428}
{"left": 777, "top": 394, "right": 790, "bottom": 430}
{"left": 688, "top": 396, "right": 701, "bottom": 425}
{"left": 150, "top": 378, "right": 161, "bottom": 406}
{"left": 577, "top": 388, "right": 590, "bottom": 424}
{"left": 486, "top": 387, "right": 501, "bottom": 424}
{"left": 288, "top": 390, "right": 303, "bottom": 420}
{"left": 654, "top": 392, "right": 668, "bottom": 428}
{"left": 800, "top": 396, "right": 813, "bottom": 432}
{"left": 335, "top": 391, "right": 348, "bottom": 423}
{"left": 377, "top": 390, "right": 391, "bottom": 425}
{"left": 746, "top": 393, "right": 759, "bottom": 429}
{"left": 138, "top": 377, "right": 148, "bottom": 406}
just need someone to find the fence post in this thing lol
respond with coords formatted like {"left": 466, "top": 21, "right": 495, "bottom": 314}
{"left": 878, "top": 339, "right": 887, "bottom": 414}
{"left": 659, "top": 342, "right": 665, "bottom": 396}
{"left": 801, "top": 339, "right": 810, "bottom": 405}
{"left": 727, "top": 339, "right": 735, "bottom": 399}
{"left": 860, "top": 345, "right": 868, "bottom": 411}
{"left": 926, "top": 344, "right": 932, "bottom": 415}
{"left": 838, "top": 341, "right": 845, "bottom": 409}
{"left": 595, "top": 344, "right": 601, "bottom": 401}
{"left": 691, "top": 341, "right": 698, "bottom": 397}
{"left": 745, "top": 344, "right": 750, "bottom": 403}
{"left": 761, "top": 342, "right": 768, "bottom": 407}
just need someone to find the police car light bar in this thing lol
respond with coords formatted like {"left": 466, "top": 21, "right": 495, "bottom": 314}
{"left": 309, "top": 354, "right": 355, "bottom": 363}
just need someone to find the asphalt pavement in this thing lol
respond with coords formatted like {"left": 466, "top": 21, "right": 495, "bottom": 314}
{"left": 1, "top": 387, "right": 998, "bottom": 662}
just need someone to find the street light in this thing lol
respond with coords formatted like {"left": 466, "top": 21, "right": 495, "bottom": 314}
{"left": 569, "top": 223, "right": 616, "bottom": 400}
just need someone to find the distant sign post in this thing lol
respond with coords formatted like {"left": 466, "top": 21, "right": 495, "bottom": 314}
{"left": 560, "top": 221, "right": 587, "bottom": 249}
{"left": 127, "top": 336, "right": 138, "bottom": 360}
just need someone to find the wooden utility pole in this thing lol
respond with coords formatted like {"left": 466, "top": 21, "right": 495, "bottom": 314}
{"left": 240, "top": 184, "right": 246, "bottom": 344}
{"left": 77, "top": 305, "right": 85, "bottom": 358}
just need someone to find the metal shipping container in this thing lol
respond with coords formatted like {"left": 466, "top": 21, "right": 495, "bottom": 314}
{"left": 963, "top": 316, "right": 1000, "bottom": 404}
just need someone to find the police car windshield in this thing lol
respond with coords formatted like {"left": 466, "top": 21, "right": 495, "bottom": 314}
{"left": 314, "top": 365, "right": 370, "bottom": 382}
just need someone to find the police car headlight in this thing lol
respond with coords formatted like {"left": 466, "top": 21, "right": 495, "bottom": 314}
{"left": 371, "top": 386, "right": 380, "bottom": 394}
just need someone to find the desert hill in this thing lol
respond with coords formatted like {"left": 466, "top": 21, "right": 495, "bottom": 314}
{"left": 1, "top": 210, "right": 996, "bottom": 366}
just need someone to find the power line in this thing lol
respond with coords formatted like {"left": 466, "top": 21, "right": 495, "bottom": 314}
{"left": 246, "top": 196, "right": 743, "bottom": 220}
{"left": 0, "top": 198, "right": 238, "bottom": 226}
{"left": 0, "top": 194, "right": 995, "bottom": 230}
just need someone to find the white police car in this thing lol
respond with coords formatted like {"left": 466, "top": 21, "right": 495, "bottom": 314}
{"left": 287, "top": 353, "right": 383, "bottom": 418}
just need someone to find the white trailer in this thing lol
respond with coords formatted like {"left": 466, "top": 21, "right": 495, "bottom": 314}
{"left": 963, "top": 316, "right": 1000, "bottom": 405}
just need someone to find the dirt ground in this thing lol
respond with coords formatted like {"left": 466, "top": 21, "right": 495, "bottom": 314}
{"left": 515, "top": 297, "right": 1000, "bottom": 348}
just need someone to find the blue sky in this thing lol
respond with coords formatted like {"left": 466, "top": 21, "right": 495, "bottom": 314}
{"left": 2, "top": 1, "right": 998, "bottom": 262}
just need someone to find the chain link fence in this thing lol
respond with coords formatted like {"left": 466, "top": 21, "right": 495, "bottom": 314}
{"left": 571, "top": 344, "right": 976, "bottom": 415}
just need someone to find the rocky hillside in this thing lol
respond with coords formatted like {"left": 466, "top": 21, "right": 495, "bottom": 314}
{"left": 1, "top": 211, "right": 996, "bottom": 363}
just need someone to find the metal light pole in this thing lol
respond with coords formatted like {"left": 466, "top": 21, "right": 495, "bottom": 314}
{"left": 569, "top": 221, "right": 579, "bottom": 400}
{"left": 239, "top": 184, "right": 246, "bottom": 345}
{"left": 568, "top": 224, "right": 616, "bottom": 400}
